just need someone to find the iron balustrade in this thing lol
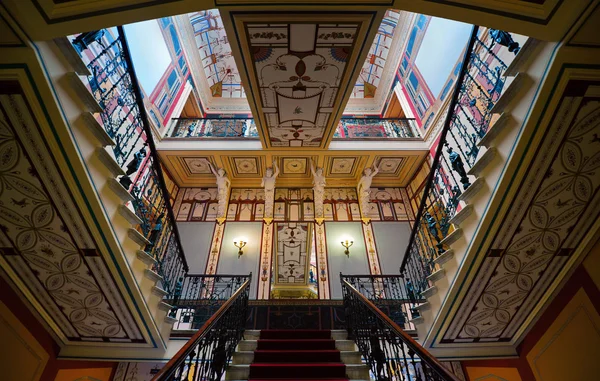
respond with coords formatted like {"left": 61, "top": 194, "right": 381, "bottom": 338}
{"left": 341, "top": 274, "right": 426, "bottom": 331}
{"left": 167, "top": 117, "right": 420, "bottom": 139}
{"left": 169, "top": 117, "right": 259, "bottom": 138}
{"left": 334, "top": 118, "right": 420, "bottom": 139}
{"left": 399, "top": 27, "right": 517, "bottom": 310}
{"left": 70, "top": 28, "right": 189, "bottom": 299}
{"left": 152, "top": 277, "right": 251, "bottom": 381}
{"left": 167, "top": 274, "right": 252, "bottom": 330}
{"left": 342, "top": 279, "right": 460, "bottom": 381}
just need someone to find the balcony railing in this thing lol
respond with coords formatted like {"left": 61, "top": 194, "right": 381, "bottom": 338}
{"left": 399, "top": 28, "right": 516, "bottom": 302}
{"left": 167, "top": 274, "right": 252, "bottom": 330}
{"left": 341, "top": 274, "right": 425, "bottom": 332}
{"left": 169, "top": 117, "right": 259, "bottom": 138}
{"left": 166, "top": 117, "right": 420, "bottom": 140}
{"left": 334, "top": 118, "right": 420, "bottom": 139}
{"left": 71, "top": 27, "right": 189, "bottom": 298}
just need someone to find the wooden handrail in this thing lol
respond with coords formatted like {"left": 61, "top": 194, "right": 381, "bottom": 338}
{"left": 151, "top": 279, "right": 250, "bottom": 381}
{"left": 342, "top": 279, "right": 460, "bottom": 381}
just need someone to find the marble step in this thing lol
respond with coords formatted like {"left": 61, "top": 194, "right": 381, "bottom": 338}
{"left": 232, "top": 350, "right": 363, "bottom": 365}
{"left": 225, "top": 364, "right": 369, "bottom": 380}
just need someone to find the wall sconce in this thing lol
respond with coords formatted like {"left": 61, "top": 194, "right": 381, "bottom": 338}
{"left": 233, "top": 238, "right": 247, "bottom": 258}
{"left": 340, "top": 237, "right": 354, "bottom": 257}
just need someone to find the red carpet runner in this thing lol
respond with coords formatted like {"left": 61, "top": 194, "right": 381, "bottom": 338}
{"left": 248, "top": 329, "right": 349, "bottom": 381}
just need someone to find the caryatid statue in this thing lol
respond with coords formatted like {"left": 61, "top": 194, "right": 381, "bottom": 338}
{"left": 261, "top": 160, "right": 280, "bottom": 218}
{"left": 310, "top": 159, "right": 326, "bottom": 218}
{"left": 357, "top": 163, "right": 379, "bottom": 217}
{"left": 209, "top": 163, "right": 231, "bottom": 218}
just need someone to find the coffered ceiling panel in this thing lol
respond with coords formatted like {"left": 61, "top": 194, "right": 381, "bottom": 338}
{"left": 158, "top": 149, "right": 428, "bottom": 188}
{"left": 226, "top": 11, "right": 380, "bottom": 148}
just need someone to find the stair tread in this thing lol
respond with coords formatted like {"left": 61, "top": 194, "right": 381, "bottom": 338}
{"left": 258, "top": 339, "right": 335, "bottom": 341}
{"left": 255, "top": 350, "right": 339, "bottom": 353}
{"left": 251, "top": 363, "right": 345, "bottom": 367}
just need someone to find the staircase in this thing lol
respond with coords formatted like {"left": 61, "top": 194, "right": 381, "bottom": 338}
{"left": 397, "top": 34, "right": 554, "bottom": 356}
{"left": 38, "top": 30, "right": 186, "bottom": 355}
{"left": 227, "top": 330, "right": 369, "bottom": 381}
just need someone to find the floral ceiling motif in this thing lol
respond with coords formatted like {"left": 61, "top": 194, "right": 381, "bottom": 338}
{"left": 231, "top": 13, "right": 376, "bottom": 148}
{"left": 442, "top": 80, "right": 600, "bottom": 344}
{"left": 0, "top": 93, "right": 144, "bottom": 344}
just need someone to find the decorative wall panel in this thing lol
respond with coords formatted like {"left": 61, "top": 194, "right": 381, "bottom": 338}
{"left": 323, "top": 188, "right": 361, "bottom": 221}
{"left": 274, "top": 223, "right": 312, "bottom": 286}
{"left": 314, "top": 222, "right": 330, "bottom": 299}
{"left": 0, "top": 92, "right": 144, "bottom": 344}
{"left": 274, "top": 188, "right": 314, "bottom": 221}
{"left": 442, "top": 80, "right": 600, "bottom": 344}
{"left": 367, "top": 187, "right": 413, "bottom": 221}
{"left": 227, "top": 188, "right": 265, "bottom": 221}
{"left": 361, "top": 222, "right": 382, "bottom": 275}
{"left": 173, "top": 188, "right": 218, "bottom": 221}
{"left": 231, "top": 12, "right": 377, "bottom": 147}
{"left": 205, "top": 222, "right": 225, "bottom": 275}
{"left": 257, "top": 221, "right": 274, "bottom": 300}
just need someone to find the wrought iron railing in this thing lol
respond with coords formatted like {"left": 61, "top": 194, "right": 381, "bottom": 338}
{"left": 152, "top": 277, "right": 251, "bottom": 381}
{"left": 399, "top": 27, "right": 516, "bottom": 303}
{"left": 341, "top": 274, "right": 425, "bottom": 331}
{"left": 334, "top": 118, "right": 420, "bottom": 139}
{"left": 71, "top": 28, "right": 189, "bottom": 298}
{"left": 168, "top": 117, "right": 420, "bottom": 140}
{"left": 342, "top": 279, "right": 459, "bottom": 381}
{"left": 169, "top": 117, "right": 259, "bottom": 138}
{"left": 168, "top": 274, "right": 252, "bottom": 330}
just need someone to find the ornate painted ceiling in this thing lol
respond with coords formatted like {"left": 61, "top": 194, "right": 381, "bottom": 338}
{"left": 227, "top": 13, "right": 378, "bottom": 148}
{"left": 0, "top": 88, "right": 148, "bottom": 346}
{"left": 440, "top": 80, "right": 600, "bottom": 345}
{"left": 158, "top": 149, "right": 429, "bottom": 188}
{"left": 183, "top": 9, "right": 412, "bottom": 117}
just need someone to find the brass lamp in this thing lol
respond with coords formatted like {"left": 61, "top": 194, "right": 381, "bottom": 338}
{"left": 341, "top": 237, "right": 354, "bottom": 257}
{"left": 233, "top": 238, "right": 247, "bottom": 258}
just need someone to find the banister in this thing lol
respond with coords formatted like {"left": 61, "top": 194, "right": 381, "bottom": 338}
{"left": 342, "top": 279, "right": 460, "bottom": 381}
{"left": 151, "top": 277, "right": 251, "bottom": 381}
{"left": 117, "top": 26, "right": 189, "bottom": 272}
{"left": 399, "top": 25, "right": 479, "bottom": 273}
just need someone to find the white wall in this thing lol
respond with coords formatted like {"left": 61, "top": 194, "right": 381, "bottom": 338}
{"left": 177, "top": 222, "right": 215, "bottom": 274}
{"left": 325, "top": 222, "right": 370, "bottom": 299}
{"left": 372, "top": 221, "right": 412, "bottom": 274}
{"left": 218, "top": 222, "right": 263, "bottom": 299}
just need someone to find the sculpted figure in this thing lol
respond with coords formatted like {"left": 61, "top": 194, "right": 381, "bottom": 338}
{"left": 261, "top": 160, "right": 279, "bottom": 218}
{"left": 310, "top": 159, "right": 326, "bottom": 218}
{"left": 357, "top": 163, "right": 379, "bottom": 217}
{"left": 210, "top": 163, "right": 231, "bottom": 218}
